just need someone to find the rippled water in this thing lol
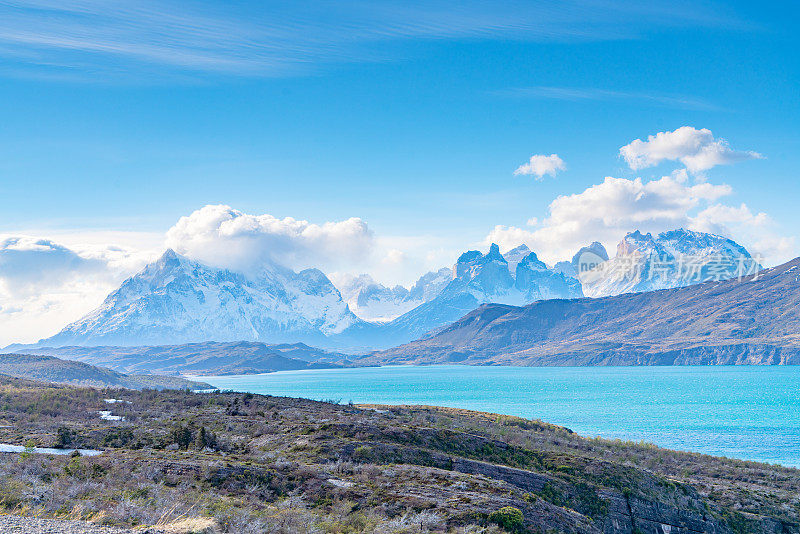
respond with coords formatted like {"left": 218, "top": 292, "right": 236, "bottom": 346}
{"left": 195, "top": 365, "right": 800, "bottom": 467}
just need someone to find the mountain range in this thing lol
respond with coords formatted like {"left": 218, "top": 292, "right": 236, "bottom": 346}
{"left": 578, "top": 229, "right": 761, "bottom": 297}
{"left": 37, "top": 249, "right": 371, "bottom": 349}
{"left": 333, "top": 268, "right": 451, "bottom": 321}
{"left": 9, "top": 228, "right": 764, "bottom": 354}
{"left": 368, "top": 257, "right": 800, "bottom": 366}
{"left": 377, "top": 243, "right": 583, "bottom": 343}
{"left": 22, "top": 242, "right": 585, "bottom": 351}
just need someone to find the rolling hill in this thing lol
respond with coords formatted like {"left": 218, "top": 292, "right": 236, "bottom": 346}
{"left": 14, "top": 341, "right": 350, "bottom": 376}
{"left": 0, "top": 354, "right": 211, "bottom": 390}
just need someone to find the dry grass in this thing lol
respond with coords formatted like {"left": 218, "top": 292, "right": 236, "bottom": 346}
{"left": 0, "top": 375, "right": 797, "bottom": 533}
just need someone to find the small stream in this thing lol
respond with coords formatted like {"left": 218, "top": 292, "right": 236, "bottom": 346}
{"left": 0, "top": 444, "right": 102, "bottom": 456}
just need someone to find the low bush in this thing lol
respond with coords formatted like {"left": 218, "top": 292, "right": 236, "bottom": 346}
{"left": 488, "top": 506, "right": 524, "bottom": 531}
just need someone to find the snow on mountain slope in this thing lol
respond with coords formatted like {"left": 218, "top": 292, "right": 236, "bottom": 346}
{"left": 503, "top": 244, "right": 532, "bottom": 273}
{"left": 579, "top": 229, "right": 761, "bottom": 297}
{"left": 332, "top": 268, "right": 451, "bottom": 321}
{"left": 39, "top": 250, "right": 367, "bottom": 348}
{"left": 515, "top": 251, "right": 583, "bottom": 301}
{"left": 406, "top": 268, "right": 452, "bottom": 302}
{"left": 370, "top": 256, "right": 800, "bottom": 367}
{"left": 26, "top": 229, "right": 760, "bottom": 352}
{"left": 381, "top": 244, "right": 583, "bottom": 344}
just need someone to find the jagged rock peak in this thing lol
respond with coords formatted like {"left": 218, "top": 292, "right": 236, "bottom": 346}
{"left": 657, "top": 228, "right": 752, "bottom": 258}
{"left": 571, "top": 242, "right": 609, "bottom": 264}
{"left": 616, "top": 230, "right": 662, "bottom": 256}
{"left": 503, "top": 244, "right": 533, "bottom": 272}
{"left": 161, "top": 248, "right": 179, "bottom": 261}
{"left": 456, "top": 250, "right": 483, "bottom": 264}
{"left": 517, "top": 251, "right": 547, "bottom": 271}
{"left": 455, "top": 244, "right": 507, "bottom": 279}
{"left": 505, "top": 244, "right": 531, "bottom": 255}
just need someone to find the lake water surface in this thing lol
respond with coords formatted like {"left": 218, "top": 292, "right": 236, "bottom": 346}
{"left": 194, "top": 365, "right": 800, "bottom": 467}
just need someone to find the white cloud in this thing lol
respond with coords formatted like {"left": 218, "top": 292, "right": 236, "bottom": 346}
{"left": 619, "top": 126, "right": 763, "bottom": 173}
{"left": 366, "top": 235, "right": 459, "bottom": 288}
{"left": 488, "top": 173, "right": 795, "bottom": 267}
{"left": 0, "top": 237, "right": 104, "bottom": 293}
{"left": 690, "top": 203, "right": 796, "bottom": 263}
{"left": 164, "top": 204, "right": 375, "bottom": 274}
{"left": 513, "top": 154, "right": 565, "bottom": 179}
{"left": 0, "top": 235, "right": 151, "bottom": 346}
{"left": 486, "top": 174, "right": 734, "bottom": 263}
{"left": 382, "top": 249, "right": 406, "bottom": 266}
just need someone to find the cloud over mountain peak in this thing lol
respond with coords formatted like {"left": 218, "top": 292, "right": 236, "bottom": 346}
{"left": 164, "top": 204, "right": 375, "bottom": 275}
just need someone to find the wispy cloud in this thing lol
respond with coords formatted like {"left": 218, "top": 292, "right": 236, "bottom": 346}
{"left": 0, "top": 0, "right": 744, "bottom": 80}
{"left": 493, "top": 86, "right": 722, "bottom": 111}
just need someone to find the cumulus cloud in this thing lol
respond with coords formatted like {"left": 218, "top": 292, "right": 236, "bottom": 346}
{"left": 488, "top": 172, "right": 795, "bottom": 267}
{"left": 486, "top": 174, "right": 736, "bottom": 263}
{"left": 690, "top": 203, "right": 796, "bottom": 263}
{"left": 382, "top": 249, "right": 406, "bottom": 266}
{"left": 620, "top": 127, "right": 763, "bottom": 174}
{"left": 513, "top": 154, "right": 566, "bottom": 179}
{"left": 164, "top": 204, "right": 375, "bottom": 274}
{"left": 0, "top": 236, "right": 152, "bottom": 346}
{"left": 0, "top": 237, "right": 105, "bottom": 293}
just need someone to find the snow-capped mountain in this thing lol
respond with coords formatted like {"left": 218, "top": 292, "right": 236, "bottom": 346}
{"left": 371, "top": 256, "right": 800, "bottom": 367}
{"left": 579, "top": 229, "right": 761, "bottom": 297}
{"left": 571, "top": 242, "right": 610, "bottom": 276}
{"left": 515, "top": 250, "right": 583, "bottom": 301}
{"left": 333, "top": 269, "right": 451, "bottom": 322}
{"left": 503, "top": 244, "right": 533, "bottom": 273}
{"left": 31, "top": 244, "right": 579, "bottom": 351}
{"left": 381, "top": 244, "right": 583, "bottom": 343}
{"left": 25, "top": 229, "right": 760, "bottom": 352}
{"left": 406, "top": 268, "right": 452, "bottom": 302}
{"left": 39, "top": 250, "right": 370, "bottom": 348}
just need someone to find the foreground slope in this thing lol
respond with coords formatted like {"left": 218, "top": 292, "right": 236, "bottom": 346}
{"left": 370, "top": 257, "right": 800, "bottom": 366}
{"left": 0, "top": 376, "right": 797, "bottom": 532}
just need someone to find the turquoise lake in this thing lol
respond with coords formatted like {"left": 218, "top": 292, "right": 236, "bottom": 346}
{"left": 195, "top": 365, "right": 800, "bottom": 468}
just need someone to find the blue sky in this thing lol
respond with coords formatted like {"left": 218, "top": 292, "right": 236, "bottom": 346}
{"left": 0, "top": 0, "right": 798, "bottom": 343}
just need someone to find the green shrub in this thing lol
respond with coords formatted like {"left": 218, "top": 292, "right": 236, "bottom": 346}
{"left": 488, "top": 506, "right": 524, "bottom": 531}
{"left": 538, "top": 482, "right": 564, "bottom": 506}
{"left": 171, "top": 424, "right": 194, "bottom": 449}
{"left": 0, "top": 479, "right": 27, "bottom": 507}
{"left": 55, "top": 426, "right": 75, "bottom": 448}
{"left": 102, "top": 427, "right": 135, "bottom": 448}
{"left": 352, "top": 445, "right": 372, "bottom": 461}
{"left": 195, "top": 426, "right": 217, "bottom": 449}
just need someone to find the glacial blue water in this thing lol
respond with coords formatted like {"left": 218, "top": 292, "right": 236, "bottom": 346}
{"left": 194, "top": 365, "right": 800, "bottom": 467}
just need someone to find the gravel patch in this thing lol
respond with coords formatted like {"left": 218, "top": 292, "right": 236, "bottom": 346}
{"left": 0, "top": 515, "right": 137, "bottom": 534}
